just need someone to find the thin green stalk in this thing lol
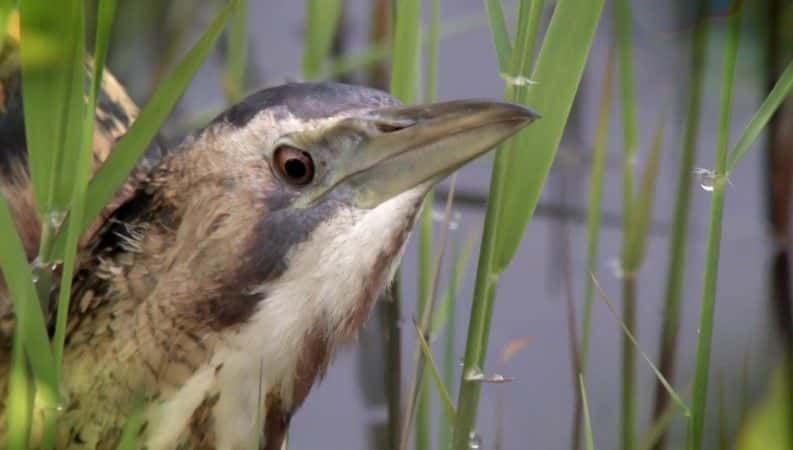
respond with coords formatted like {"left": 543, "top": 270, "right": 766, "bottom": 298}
{"left": 388, "top": 2, "right": 421, "bottom": 449}
{"left": 688, "top": 4, "right": 742, "bottom": 449}
{"left": 727, "top": 59, "right": 793, "bottom": 172}
{"left": 483, "top": 0, "right": 512, "bottom": 71}
{"left": 412, "top": 319, "right": 456, "bottom": 421}
{"left": 6, "top": 332, "right": 32, "bottom": 450}
{"left": 614, "top": 1, "right": 638, "bottom": 448}
{"left": 415, "top": 1, "right": 441, "bottom": 447}
{"left": 579, "top": 375, "right": 596, "bottom": 450}
{"left": 302, "top": 0, "right": 343, "bottom": 80}
{"left": 223, "top": 0, "right": 248, "bottom": 103}
{"left": 0, "top": 195, "right": 59, "bottom": 426}
{"left": 453, "top": 0, "right": 604, "bottom": 447}
{"left": 581, "top": 50, "right": 614, "bottom": 372}
{"left": 53, "top": 0, "right": 117, "bottom": 371}
{"left": 652, "top": 4, "right": 709, "bottom": 448}
{"left": 453, "top": 2, "right": 538, "bottom": 446}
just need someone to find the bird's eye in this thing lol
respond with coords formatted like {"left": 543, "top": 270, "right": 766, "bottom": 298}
{"left": 274, "top": 146, "right": 315, "bottom": 185}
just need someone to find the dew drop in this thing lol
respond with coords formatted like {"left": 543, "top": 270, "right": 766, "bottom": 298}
{"left": 465, "top": 366, "right": 484, "bottom": 381}
{"left": 465, "top": 366, "right": 515, "bottom": 384}
{"left": 47, "top": 209, "right": 67, "bottom": 229}
{"left": 608, "top": 258, "right": 625, "bottom": 279}
{"left": 432, "top": 209, "right": 462, "bottom": 231}
{"left": 694, "top": 168, "right": 716, "bottom": 192}
{"left": 468, "top": 431, "right": 482, "bottom": 450}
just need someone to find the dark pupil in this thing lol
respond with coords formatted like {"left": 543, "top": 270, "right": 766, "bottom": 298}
{"left": 284, "top": 158, "right": 307, "bottom": 179}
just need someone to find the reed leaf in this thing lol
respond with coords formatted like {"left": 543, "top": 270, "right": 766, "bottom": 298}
{"left": 302, "top": 0, "right": 342, "bottom": 80}
{"left": 688, "top": 4, "right": 742, "bottom": 449}
{"left": 453, "top": 0, "right": 604, "bottom": 447}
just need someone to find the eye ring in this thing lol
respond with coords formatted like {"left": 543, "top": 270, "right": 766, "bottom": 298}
{"left": 273, "top": 146, "right": 315, "bottom": 186}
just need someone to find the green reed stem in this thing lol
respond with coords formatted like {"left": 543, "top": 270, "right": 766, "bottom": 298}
{"left": 688, "top": 4, "right": 742, "bottom": 449}
{"left": 652, "top": 4, "right": 708, "bottom": 448}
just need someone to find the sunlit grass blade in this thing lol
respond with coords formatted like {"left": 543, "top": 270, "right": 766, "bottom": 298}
{"left": 482, "top": 0, "right": 512, "bottom": 72}
{"left": 453, "top": 0, "right": 604, "bottom": 447}
{"left": 6, "top": 333, "right": 31, "bottom": 450}
{"left": 592, "top": 275, "right": 690, "bottom": 417}
{"left": 688, "top": 4, "right": 742, "bottom": 449}
{"left": 652, "top": 4, "right": 708, "bottom": 446}
{"left": 581, "top": 50, "right": 614, "bottom": 372}
{"left": 726, "top": 60, "right": 793, "bottom": 171}
{"left": 19, "top": 0, "right": 84, "bottom": 213}
{"left": 223, "top": 0, "right": 248, "bottom": 103}
{"left": 69, "top": 0, "right": 238, "bottom": 245}
{"left": 52, "top": 0, "right": 117, "bottom": 371}
{"left": 302, "top": 0, "right": 342, "bottom": 80}
{"left": 412, "top": 319, "right": 456, "bottom": 421}
{"left": 579, "top": 374, "right": 596, "bottom": 450}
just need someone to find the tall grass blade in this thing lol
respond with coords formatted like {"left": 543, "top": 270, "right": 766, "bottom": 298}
{"left": 482, "top": 0, "right": 512, "bottom": 72}
{"left": 437, "top": 234, "right": 476, "bottom": 447}
{"left": 579, "top": 374, "right": 596, "bottom": 450}
{"left": 454, "top": 0, "right": 604, "bottom": 447}
{"left": 613, "top": 0, "right": 640, "bottom": 447}
{"left": 389, "top": 0, "right": 421, "bottom": 103}
{"left": 223, "top": 0, "right": 248, "bottom": 103}
{"left": 580, "top": 51, "right": 614, "bottom": 371}
{"left": 302, "top": 0, "right": 343, "bottom": 80}
{"left": 416, "top": 0, "right": 441, "bottom": 447}
{"left": 726, "top": 60, "right": 793, "bottom": 171}
{"left": 52, "top": 0, "right": 117, "bottom": 370}
{"left": 492, "top": 0, "right": 603, "bottom": 269}
{"left": 6, "top": 333, "right": 31, "bottom": 450}
{"left": 72, "top": 0, "right": 238, "bottom": 244}
{"left": 19, "top": 0, "right": 84, "bottom": 213}
{"left": 389, "top": 2, "right": 421, "bottom": 449}
{"left": 653, "top": 4, "right": 709, "bottom": 447}
{"left": 0, "top": 196, "right": 58, "bottom": 411}
{"left": 688, "top": 4, "right": 742, "bottom": 449}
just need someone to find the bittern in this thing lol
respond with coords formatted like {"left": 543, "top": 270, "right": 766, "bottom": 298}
{"left": 0, "top": 62, "right": 537, "bottom": 448}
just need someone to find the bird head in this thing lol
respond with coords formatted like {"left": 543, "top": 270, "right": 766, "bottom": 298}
{"left": 74, "top": 82, "right": 537, "bottom": 449}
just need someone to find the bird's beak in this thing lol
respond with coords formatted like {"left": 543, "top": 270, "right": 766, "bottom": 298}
{"left": 325, "top": 100, "right": 539, "bottom": 208}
